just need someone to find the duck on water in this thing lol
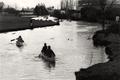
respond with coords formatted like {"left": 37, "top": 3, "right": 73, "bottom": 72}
{"left": 39, "top": 43, "right": 56, "bottom": 62}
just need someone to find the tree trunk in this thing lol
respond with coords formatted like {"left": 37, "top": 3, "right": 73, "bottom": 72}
{"left": 102, "top": 8, "right": 105, "bottom": 30}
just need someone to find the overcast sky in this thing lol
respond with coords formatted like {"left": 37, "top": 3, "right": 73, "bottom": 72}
{"left": 0, "top": 0, "right": 61, "bottom": 9}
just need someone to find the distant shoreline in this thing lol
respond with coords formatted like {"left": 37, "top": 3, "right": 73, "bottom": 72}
{"left": 0, "top": 15, "right": 59, "bottom": 33}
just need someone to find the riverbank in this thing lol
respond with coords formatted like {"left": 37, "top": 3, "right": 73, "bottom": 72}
{"left": 0, "top": 15, "right": 31, "bottom": 33}
{"left": 75, "top": 23, "right": 120, "bottom": 80}
{"left": 0, "top": 15, "right": 59, "bottom": 33}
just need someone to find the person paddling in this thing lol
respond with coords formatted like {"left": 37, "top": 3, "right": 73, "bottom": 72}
{"left": 11, "top": 35, "right": 24, "bottom": 42}
{"left": 16, "top": 36, "right": 24, "bottom": 42}
{"left": 41, "top": 43, "right": 47, "bottom": 54}
{"left": 46, "top": 46, "right": 55, "bottom": 57}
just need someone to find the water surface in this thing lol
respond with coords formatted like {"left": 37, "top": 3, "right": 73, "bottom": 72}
{"left": 0, "top": 21, "right": 107, "bottom": 80}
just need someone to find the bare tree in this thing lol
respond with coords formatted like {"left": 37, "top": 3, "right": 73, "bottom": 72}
{"left": 98, "top": 0, "right": 117, "bottom": 30}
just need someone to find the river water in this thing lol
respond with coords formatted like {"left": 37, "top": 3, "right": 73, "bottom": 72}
{"left": 0, "top": 21, "right": 107, "bottom": 80}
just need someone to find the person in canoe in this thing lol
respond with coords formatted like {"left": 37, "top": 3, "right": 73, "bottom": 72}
{"left": 16, "top": 36, "right": 24, "bottom": 43}
{"left": 46, "top": 46, "right": 55, "bottom": 58}
{"left": 11, "top": 35, "right": 24, "bottom": 42}
{"left": 16, "top": 36, "right": 24, "bottom": 47}
{"left": 41, "top": 43, "right": 47, "bottom": 54}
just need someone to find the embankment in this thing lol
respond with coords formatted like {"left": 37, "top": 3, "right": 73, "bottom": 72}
{"left": 75, "top": 23, "right": 120, "bottom": 80}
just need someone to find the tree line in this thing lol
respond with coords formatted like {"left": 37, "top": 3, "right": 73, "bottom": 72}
{"left": 79, "top": 0, "right": 119, "bottom": 30}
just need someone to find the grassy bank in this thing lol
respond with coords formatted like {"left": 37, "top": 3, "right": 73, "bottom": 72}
{"left": 0, "top": 14, "right": 31, "bottom": 33}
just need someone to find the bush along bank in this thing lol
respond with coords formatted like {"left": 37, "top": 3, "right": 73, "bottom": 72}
{"left": 75, "top": 23, "right": 120, "bottom": 80}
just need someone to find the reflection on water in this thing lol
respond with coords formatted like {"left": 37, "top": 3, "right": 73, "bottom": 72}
{"left": 41, "top": 57, "right": 56, "bottom": 70}
{"left": 0, "top": 21, "right": 107, "bottom": 80}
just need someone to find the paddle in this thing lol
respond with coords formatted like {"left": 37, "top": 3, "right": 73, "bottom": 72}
{"left": 11, "top": 39, "right": 16, "bottom": 41}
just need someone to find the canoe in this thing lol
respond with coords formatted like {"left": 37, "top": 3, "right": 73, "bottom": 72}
{"left": 16, "top": 41, "right": 24, "bottom": 47}
{"left": 39, "top": 52, "right": 55, "bottom": 62}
